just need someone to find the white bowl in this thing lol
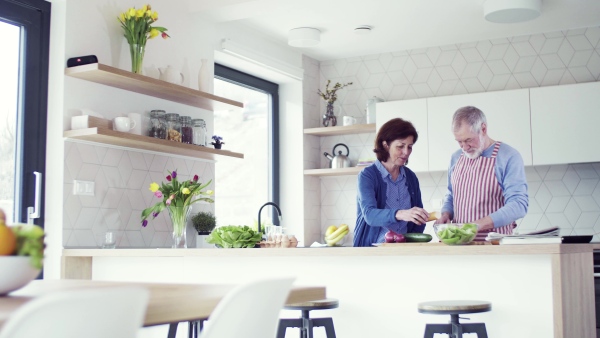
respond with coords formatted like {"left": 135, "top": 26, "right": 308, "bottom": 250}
{"left": 0, "top": 256, "right": 40, "bottom": 295}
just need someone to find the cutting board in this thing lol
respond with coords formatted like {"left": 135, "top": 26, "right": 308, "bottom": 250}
{"left": 375, "top": 241, "right": 492, "bottom": 247}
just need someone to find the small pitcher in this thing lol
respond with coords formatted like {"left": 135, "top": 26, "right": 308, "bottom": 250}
{"left": 159, "top": 65, "right": 185, "bottom": 85}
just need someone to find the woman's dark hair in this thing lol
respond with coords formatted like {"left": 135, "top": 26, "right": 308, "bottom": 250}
{"left": 373, "top": 118, "right": 418, "bottom": 162}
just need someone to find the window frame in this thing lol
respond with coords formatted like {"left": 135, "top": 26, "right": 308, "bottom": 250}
{"left": 214, "top": 64, "right": 280, "bottom": 224}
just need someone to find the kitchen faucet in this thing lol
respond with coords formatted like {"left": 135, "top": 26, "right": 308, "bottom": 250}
{"left": 257, "top": 202, "right": 282, "bottom": 236}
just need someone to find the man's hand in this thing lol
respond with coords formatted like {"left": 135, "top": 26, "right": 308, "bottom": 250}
{"left": 435, "top": 212, "right": 452, "bottom": 224}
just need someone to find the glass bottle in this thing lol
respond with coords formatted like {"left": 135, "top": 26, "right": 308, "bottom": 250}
{"left": 165, "top": 113, "right": 181, "bottom": 142}
{"left": 192, "top": 119, "right": 208, "bottom": 146}
{"left": 179, "top": 116, "right": 193, "bottom": 144}
{"left": 148, "top": 110, "right": 167, "bottom": 139}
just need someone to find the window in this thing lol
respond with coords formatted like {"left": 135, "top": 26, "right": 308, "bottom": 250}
{"left": 213, "top": 64, "right": 279, "bottom": 227}
{"left": 0, "top": 0, "right": 50, "bottom": 226}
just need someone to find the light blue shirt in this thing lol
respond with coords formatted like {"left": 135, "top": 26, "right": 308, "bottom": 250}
{"left": 441, "top": 142, "right": 529, "bottom": 227}
{"left": 374, "top": 161, "right": 412, "bottom": 242}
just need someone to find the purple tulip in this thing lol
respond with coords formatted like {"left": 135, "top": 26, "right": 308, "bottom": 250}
{"left": 142, "top": 220, "right": 148, "bottom": 227}
{"left": 154, "top": 191, "right": 163, "bottom": 198}
{"left": 152, "top": 212, "right": 159, "bottom": 218}
{"left": 172, "top": 171, "right": 177, "bottom": 179}
{"left": 166, "top": 175, "right": 171, "bottom": 182}
{"left": 193, "top": 175, "right": 199, "bottom": 182}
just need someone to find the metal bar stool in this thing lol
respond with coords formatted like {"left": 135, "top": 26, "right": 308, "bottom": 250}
{"left": 277, "top": 298, "right": 339, "bottom": 338}
{"left": 167, "top": 319, "right": 207, "bottom": 338}
{"left": 417, "top": 300, "right": 491, "bottom": 338}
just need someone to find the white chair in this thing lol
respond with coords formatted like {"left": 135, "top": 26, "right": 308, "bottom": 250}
{"left": 0, "top": 286, "right": 150, "bottom": 338}
{"left": 198, "top": 277, "right": 295, "bottom": 338}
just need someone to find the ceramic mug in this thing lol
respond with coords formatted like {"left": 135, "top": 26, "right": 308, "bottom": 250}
{"left": 127, "top": 113, "right": 143, "bottom": 135}
{"left": 343, "top": 116, "right": 357, "bottom": 126}
{"left": 113, "top": 117, "right": 136, "bottom": 132}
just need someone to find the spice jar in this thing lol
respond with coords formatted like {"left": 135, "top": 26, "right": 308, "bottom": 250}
{"left": 148, "top": 110, "right": 166, "bottom": 139}
{"left": 179, "top": 116, "right": 193, "bottom": 144}
{"left": 192, "top": 119, "right": 208, "bottom": 146}
{"left": 165, "top": 113, "right": 181, "bottom": 142}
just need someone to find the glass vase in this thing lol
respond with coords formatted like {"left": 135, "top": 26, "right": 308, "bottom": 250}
{"left": 322, "top": 103, "right": 337, "bottom": 127}
{"left": 129, "top": 43, "right": 145, "bottom": 74}
{"left": 168, "top": 206, "right": 191, "bottom": 248}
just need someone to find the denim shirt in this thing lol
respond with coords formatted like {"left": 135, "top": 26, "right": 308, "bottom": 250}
{"left": 353, "top": 162, "right": 425, "bottom": 247}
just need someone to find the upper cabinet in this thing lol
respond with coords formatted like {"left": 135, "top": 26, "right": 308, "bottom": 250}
{"left": 64, "top": 63, "right": 243, "bottom": 111}
{"left": 530, "top": 81, "right": 600, "bottom": 165}
{"left": 376, "top": 99, "right": 429, "bottom": 172}
{"left": 427, "top": 88, "right": 532, "bottom": 171}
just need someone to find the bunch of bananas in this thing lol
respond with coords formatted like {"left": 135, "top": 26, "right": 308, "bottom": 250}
{"left": 324, "top": 224, "right": 349, "bottom": 246}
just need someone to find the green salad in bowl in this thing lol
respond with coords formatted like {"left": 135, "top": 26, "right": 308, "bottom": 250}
{"left": 434, "top": 223, "right": 478, "bottom": 245}
{"left": 206, "top": 225, "right": 262, "bottom": 248}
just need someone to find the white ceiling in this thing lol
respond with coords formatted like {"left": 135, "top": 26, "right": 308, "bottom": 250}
{"left": 193, "top": 0, "right": 600, "bottom": 61}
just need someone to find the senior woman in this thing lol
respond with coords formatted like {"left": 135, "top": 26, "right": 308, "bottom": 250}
{"left": 353, "top": 118, "right": 430, "bottom": 247}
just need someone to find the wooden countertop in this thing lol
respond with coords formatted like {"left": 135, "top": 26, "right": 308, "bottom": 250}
{"left": 63, "top": 243, "right": 595, "bottom": 257}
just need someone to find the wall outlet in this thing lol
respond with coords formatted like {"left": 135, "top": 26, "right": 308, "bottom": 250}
{"left": 73, "top": 180, "right": 95, "bottom": 196}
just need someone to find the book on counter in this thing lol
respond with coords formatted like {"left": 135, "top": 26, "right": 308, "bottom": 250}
{"left": 490, "top": 227, "right": 593, "bottom": 245}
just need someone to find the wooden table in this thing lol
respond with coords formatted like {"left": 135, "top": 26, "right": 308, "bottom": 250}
{"left": 0, "top": 279, "right": 326, "bottom": 328}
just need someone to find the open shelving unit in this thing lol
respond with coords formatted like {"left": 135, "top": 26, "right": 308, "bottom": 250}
{"left": 304, "top": 123, "right": 376, "bottom": 136}
{"left": 303, "top": 167, "right": 363, "bottom": 177}
{"left": 64, "top": 63, "right": 243, "bottom": 111}
{"left": 64, "top": 128, "right": 243, "bottom": 160}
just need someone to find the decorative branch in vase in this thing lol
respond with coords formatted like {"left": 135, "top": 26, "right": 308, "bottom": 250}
{"left": 118, "top": 4, "right": 170, "bottom": 74}
{"left": 318, "top": 80, "right": 353, "bottom": 127}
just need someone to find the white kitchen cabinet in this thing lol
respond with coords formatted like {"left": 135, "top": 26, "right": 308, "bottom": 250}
{"left": 376, "top": 99, "right": 429, "bottom": 172}
{"left": 530, "top": 81, "right": 600, "bottom": 165}
{"left": 427, "top": 88, "right": 532, "bottom": 171}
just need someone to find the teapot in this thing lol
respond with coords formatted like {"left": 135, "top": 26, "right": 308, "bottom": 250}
{"left": 143, "top": 64, "right": 160, "bottom": 79}
{"left": 323, "top": 143, "right": 351, "bottom": 169}
{"left": 159, "top": 65, "right": 185, "bottom": 85}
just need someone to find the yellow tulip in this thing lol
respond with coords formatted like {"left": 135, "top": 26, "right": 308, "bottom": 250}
{"left": 149, "top": 182, "right": 159, "bottom": 192}
{"left": 151, "top": 11, "right": 158, "bottom": 20}
{"left": 119, "top": 13, "right": 125, "bottom": 22}
{"left": 136, "top": 8, "right": 145, "bottom": 18}
{"left": 149, "top": 29, "right": 159, "bottom": 39}
{"left": 205, "top": 190, "right": 214, "bottom": 195}
{"left": 142, "top": 4, "right": 148, "bottom": 12}
{"left": 182, "top": 188, "right": 191, "bottom": 195}
{"left": 127, "top": 8, "right": 136, "bottom": 18}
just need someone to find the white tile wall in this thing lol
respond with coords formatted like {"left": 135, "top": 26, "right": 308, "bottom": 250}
{"left": 63, "top": 141, "right": 215, "bottom": 248}
{"left": 307, "top": 26, "right": 600, "bottom": 242}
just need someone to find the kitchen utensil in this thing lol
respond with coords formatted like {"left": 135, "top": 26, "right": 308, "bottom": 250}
{"left": 324, "top": 143, "right": 351, "bottom": 168}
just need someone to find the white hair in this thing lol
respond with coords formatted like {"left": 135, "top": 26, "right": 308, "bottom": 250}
{"left": 452, "top": 106, "right": 487, "bottom": 133}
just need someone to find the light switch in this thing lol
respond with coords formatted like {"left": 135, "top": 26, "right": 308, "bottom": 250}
{"left": 73, "top": 180, "right": 95, "bottom": 196}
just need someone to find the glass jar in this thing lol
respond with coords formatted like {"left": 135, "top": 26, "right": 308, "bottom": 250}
{"left": 148, "top": 110, "right": 166, "bottom": 139}
{"left": 192, "top": 119, "right": 208, "bottom": 146}
{"left": 165, "top": 113, "right": 181, "bottom": 142}
{"left": 179, "top": 116, "right": 193, "bottom": 144}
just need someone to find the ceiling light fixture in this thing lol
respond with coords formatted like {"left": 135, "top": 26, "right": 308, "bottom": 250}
{"left": 288, "top": 27, "right": 320, "bottom": 48}
{"left": 483, "top": 0, "right": 542, "bottom": 23}
{"left": 354, "top": 26, "right": 372, "bottom": 35}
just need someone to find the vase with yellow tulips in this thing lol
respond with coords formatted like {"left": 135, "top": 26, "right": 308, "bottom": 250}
{"left": 118, "top": 4, "right": 170, "bottom": 74}
{"left": 141, "top": 170, "right": 214, "bottom": 248}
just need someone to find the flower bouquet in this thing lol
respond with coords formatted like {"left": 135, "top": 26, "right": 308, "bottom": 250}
{"left": 118, "top": 4, "right": 170, "bottom": 73}
{"left": 318, "top": 80, "right": 353, "bottom": 127}
{"left": 211, "top": 135, "right": 225, "bottom": 149}
{"left": 141, "top": 170, "right": 214, "bottom": 248}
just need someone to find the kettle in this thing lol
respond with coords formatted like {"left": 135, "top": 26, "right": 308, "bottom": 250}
{"left": 324, "top": 143, "right": 351, "bottom": 169}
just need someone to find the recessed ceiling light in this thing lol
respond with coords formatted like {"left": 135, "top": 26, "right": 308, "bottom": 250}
{"left": 354, "top": 26, "right": 372, "bottom": 35}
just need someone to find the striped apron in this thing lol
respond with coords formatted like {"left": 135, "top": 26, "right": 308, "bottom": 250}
{"left": 451, "top": 142, "right": 515, "bottom": 241}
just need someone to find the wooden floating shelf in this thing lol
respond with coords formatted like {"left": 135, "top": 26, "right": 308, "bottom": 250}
{"left": 64, "top": 63, "right": 243, "bottom": 111}
{"left": 304, "top": 123, "right": 376, "bottom": 136}
{"left": 64, "top": 128, "right": 244, "bottom": 160}
{"left": 304, "top": 167, "right": 363, "bottom": 177}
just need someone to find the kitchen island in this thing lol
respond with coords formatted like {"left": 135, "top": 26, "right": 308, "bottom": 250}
{"left": 63, "top": 243, "right": 595, "bottom": 338}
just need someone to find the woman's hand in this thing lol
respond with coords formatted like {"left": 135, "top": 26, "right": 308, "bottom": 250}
{"left": 395, "top": 207, "right": 429, "bottom": 225}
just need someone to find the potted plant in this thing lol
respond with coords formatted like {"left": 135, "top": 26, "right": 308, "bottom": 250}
{"left": 211, "top": 135, "right": 225, "bottom": 149}
{"left": 192, "top": 211, "right": 216, "bottom": 248}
